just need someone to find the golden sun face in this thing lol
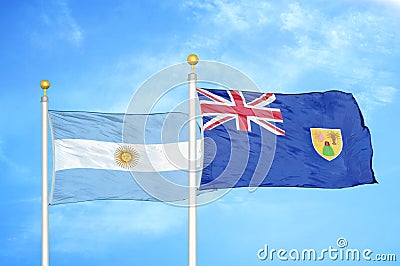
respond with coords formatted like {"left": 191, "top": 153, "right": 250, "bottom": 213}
{"left": 114, "top": 145, "right": 139, "bottom": 169}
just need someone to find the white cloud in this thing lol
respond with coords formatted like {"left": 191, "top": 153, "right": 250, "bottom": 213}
{"left": 32, "top": 0, "right": 83, "bottom": 47}
{"left": 280, "top": 2, "right": 315, "bottom": 31}
{"left": 184, "top": 0, "right": 272, "bottom": 31}
{"left": 52, "top": 0, "right": 83, "bottom": 46}
{"left": 274, "top": 2, "right": 399, "bottom": 96}
{"left": 369, "top": 0, "right": 400, "bottom": 8}
{"left": 378, "top": 86, "right": 397, "bottom": 103}
{"left": 177, "top": 0, "right": 399, "bottom": 110}
{"left": 354, "top": 85, "right": 397, "bottom": 122}
{"left": 280, "top": 2, "right": 395, "bottom": 55}
{"left": 357, "top": 85, "right": 397, "bottom": 106}
{"left": 80, "top": 0, "right": 398, "bottom": 118}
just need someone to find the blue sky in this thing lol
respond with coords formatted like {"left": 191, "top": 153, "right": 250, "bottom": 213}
{"left": 1, "top": 0, "right": 399, "bottom": 265}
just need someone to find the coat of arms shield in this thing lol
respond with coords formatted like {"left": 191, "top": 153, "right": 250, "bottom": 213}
{"left": 310, "top": 128, "right": 343, "bottom": 161}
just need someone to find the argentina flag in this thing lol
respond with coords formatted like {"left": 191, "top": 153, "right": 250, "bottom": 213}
{"left": 49, "top": 111, "right": 200, "bottom": 205}
{"left": 197, "top": 88, "right": 376, "bottom": 190}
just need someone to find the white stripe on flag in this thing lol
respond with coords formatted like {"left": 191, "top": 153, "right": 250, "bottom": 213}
{"left": 55, "top": 139, "right": 201, "bottom": 172}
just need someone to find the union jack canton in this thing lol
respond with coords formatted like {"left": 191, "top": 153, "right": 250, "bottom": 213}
{"left": 196, "top": 88, "right": 285, "bottom": 135}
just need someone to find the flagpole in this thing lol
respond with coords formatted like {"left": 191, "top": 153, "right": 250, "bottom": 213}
{"left": 187, "top": 54, "right": 198, "bottom": 266}
{"left": 40, "top": 80, "right": 50, "bottom": 266}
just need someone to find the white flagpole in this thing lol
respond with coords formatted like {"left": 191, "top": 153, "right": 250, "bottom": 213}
{"left": 40, "top": 80, "right": 50, "bottom": 266}
{"left": 187, "top": 54, "right": 198, "bottom": 266}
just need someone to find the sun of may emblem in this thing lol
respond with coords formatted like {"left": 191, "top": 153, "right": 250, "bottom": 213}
{"left": 114, "top": 145, "right": 139, "bottom": 169}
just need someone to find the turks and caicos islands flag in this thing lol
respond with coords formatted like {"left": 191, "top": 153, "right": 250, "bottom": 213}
{"left": 197, "top": 88, "right": 376, "bottom": 190}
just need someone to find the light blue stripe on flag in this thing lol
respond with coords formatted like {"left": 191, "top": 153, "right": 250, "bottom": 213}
{"left": 49, "top": 111, "right": 199, "bottom": 205}
{"left": 49, "top": 111, "right": 191, "bottom": 143}
{"left": 53, "top": 169, "right": 189, "bottom": 204}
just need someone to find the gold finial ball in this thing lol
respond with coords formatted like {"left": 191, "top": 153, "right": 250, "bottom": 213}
{"left": 187, "top": 54, "right": 199, "bottom": 66}
{"left": 40, "top": 80, "right": 50, "bottom": 90}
